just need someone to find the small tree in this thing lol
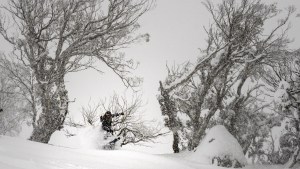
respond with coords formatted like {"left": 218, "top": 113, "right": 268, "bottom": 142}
{"left": 81, "top": 100, "right": 100, "bottom": 126}
{"left": 0, "top": 0, "right": 153, "bottom": 143}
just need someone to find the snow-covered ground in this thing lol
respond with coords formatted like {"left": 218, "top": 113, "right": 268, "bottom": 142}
{"left": 0, "top": 125, "right": 289, "bottom": 169}
{"left": 0, "top": 135, "right": 227, "bottom": 169}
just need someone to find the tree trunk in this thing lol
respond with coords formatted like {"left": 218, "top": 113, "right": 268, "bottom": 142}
{"left": 287, "top": 145, "right": 300, "bottom": 168}
{"left": 29, "top": 83, "right": 69, "bottom": 143}
{"left": 159, "top": 81, "right": 181, "bottom": 152}
{"left": 173, "top": 131, "right": 180, "bottom": 153}
{"left": 188, "top": 124, "right": 201, "bottom": 151}
{"left": 188, "top": 108, "right": 218, "bottom": 151}
{"left": 287, "top": 104, "right": 300, "bottom": 168}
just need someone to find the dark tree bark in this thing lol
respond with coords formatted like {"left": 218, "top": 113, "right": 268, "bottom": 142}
{"left": 172, "top": 131, "right": 180, "bottom": 153}
{"left": 159, "top": 81, "right": 180, "bottom": 153}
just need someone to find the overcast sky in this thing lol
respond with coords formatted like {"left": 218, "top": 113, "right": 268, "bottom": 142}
{"left": 66, "top": 0, "right": 300, "bottom": 120}
{"left": 66, "top": 0, "right": 208, "bottom": 121}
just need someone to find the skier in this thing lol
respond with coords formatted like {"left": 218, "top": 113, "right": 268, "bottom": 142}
{"left": 100, "top": 111, "right": 124, "bottom": 134}
{"left": 0, "top": 108, "right": 3, "bottom": 112}
{"left": 100, "top": 111, "right": 124, "bottom": 149}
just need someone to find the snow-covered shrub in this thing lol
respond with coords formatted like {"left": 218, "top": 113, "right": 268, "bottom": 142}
{"left": 189, "top": 125, "right": 247, "bottom": 168}
{"left": 278, "top": 132, "right": 299, "bottom": 163}
{"left": 212, "top": 155, "right": 243, "bottom": 168}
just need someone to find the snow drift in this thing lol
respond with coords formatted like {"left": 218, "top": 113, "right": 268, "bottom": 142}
{"left": 186, "top": 125, "right": 247, "bottom": 167}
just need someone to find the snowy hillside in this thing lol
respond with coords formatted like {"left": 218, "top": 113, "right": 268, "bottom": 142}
{"left": 0, "top": 125, "right": 292, "bottom": 169}
{"left": 0, "top": 135, "right": 225, "bottom": 169}
{"left": 0, "top": 135, "right": 291, "bottom": 169}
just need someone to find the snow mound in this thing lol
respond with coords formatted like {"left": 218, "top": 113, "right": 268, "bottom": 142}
{"left": 188, "top": 125, "right": 247, "bottom": 166}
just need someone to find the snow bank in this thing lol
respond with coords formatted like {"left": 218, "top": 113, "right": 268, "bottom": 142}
{"left": 49, "top": 126, "right": 81, "bottom": 148}
{"left": 187, "top": 125, "right": 247, "bottom": 166}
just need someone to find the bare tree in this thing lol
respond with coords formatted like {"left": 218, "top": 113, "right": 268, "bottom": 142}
{"left": 0, "top": 67, "right": 30, "bottom": 136}
{"left": 158, "top": 0, "right": 293, "bottom": 152}
{"left": 0, "top": 54, "right": 39, "bottom": 130}
{"left": 80, "top": 93, "right": 167, "bottom": 146}
{"left": 81, "top": 99, "right": 100, "bottom": 126}
{"left": 0, "top": 0, "right": 153, "bottom": 143}
{"left": 111, "top": 95, "right": 167, "bottom": 146}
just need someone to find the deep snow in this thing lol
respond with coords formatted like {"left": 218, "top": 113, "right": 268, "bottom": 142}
{"left": 0, "top": 135, "right": 226, "bottom": 169}
{"left": 0, "top": 125, "right": 290, "bottom": 169}
{"left": 189, "top": 125, "right": 247, "bottom": 166}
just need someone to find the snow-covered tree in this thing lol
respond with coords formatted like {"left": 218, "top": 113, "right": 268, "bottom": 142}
{"left": 0, "top": 0, "right": 153, "bottom": 143}
{"left": 261, "top": 50, "right": 300, "bottom": 168}
{"left": 0, "top": 67, "right": 30, "bottom": 136}
{"left": 0, "top": 54, "right": 40, "bottom": 131}
{"left": 158, "top": 0, "right": 293, "bottom": 152}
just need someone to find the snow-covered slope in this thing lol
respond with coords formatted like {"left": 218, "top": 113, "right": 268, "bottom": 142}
{"left": 0, "top": 135, "right": 289, "bottom": 169}
{"left": 0, "top": 135, "right": 226, "bottom": 169}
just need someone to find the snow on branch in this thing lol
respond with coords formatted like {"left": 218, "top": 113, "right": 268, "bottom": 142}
{"left": 163, "top": 43, "right": 231, "bottom": 93}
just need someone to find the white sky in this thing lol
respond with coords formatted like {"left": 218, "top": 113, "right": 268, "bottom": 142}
{"left": 66, "top": 0, "right": 208, "bottom": 121}
{"left": 66, "top": 0, "right": 300, "bottom": 121}
{"left": 1, "top": 0, "right": 300, "bottom": 153}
